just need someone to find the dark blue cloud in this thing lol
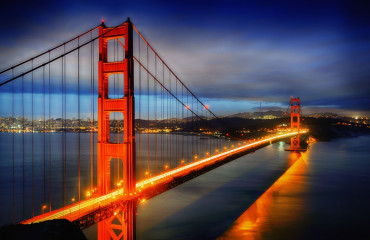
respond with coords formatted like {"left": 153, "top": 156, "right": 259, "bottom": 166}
{"left": 1, "top": 0, "right": 370, "bottom": 116}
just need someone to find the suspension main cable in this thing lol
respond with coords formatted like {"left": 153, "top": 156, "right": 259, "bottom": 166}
{"left": 133, "top": 25, "right": 220, "bottom": 119}
{"left": 133, "top": 56, "right": 205, "bottom": 122}
{"left": 0, "top": 25, "right": 100, "bottom": 75}
{"left": 0, "top": 20, "right": 128, "bottom": 87}
{"left": 132, "top": 24, "right": 234, "bottom": 132}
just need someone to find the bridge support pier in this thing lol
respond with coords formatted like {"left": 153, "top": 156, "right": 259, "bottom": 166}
{"left": 98, "top": 200, "right": 137, "bottom": 240}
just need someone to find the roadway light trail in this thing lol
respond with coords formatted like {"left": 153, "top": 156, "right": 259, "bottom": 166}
{"left": 22, "top": 131, "right": 305, "bottom": 224}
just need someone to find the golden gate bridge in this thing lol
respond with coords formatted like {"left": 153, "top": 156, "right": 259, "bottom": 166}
{"left": 0, "top": 18, "right": 305, "bottom": 240}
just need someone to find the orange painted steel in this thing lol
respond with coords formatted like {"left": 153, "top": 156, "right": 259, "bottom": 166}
{"left": 97, "top": 18, "right": 136, "bottom": 240}
{"left": 97, "top": 19, "right": 135, "bottom": 196}
{"left": 98, "top": 200, "right": 136, "bottom": 240}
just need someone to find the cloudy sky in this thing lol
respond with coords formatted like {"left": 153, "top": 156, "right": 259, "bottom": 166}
{"left": 1, "top": 0, "right": 369, "bottom": 117}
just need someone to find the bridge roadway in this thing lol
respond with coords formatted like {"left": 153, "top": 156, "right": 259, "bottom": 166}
{"left": 22, "top": 131, "right": 305, "bottom": 225}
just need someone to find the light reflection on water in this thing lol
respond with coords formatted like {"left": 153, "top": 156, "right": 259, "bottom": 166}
{"left": 84, "top": 142, "right": 311, "bottom": 240}
{"left": 84, "top": 141, "right": 292, "bottom": 240}
{"left": 80, "top": 136, "right": 370, "bottom": 239}
{"left": 134, "top": 142, "right": 295, "bottom": 240}
{"left": 219, "top": 151, "right": 309, "bottom": 240}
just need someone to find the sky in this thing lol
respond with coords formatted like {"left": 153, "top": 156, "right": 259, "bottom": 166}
{"left": 1, "top": 0, "right": 370, "bottom": 117}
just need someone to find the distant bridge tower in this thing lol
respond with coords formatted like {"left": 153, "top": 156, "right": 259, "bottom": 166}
{"left": 290, "top": 97, "right": 300, "bottom": 150}
{"left": 97, "top": 18, "right": 136, "bottom": 240}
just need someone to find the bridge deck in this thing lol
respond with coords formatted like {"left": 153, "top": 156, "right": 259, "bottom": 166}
{"left": 22, "top": 131, "right": 305, "bottom": 225}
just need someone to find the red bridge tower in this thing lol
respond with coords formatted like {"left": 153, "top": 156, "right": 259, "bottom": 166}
{"left": 289, "top": 97, "right": 300, "bottom": 150}
{"left": 97, "top": 18, "right": 136, "bottom": 240}
{"left": 97, "top": 18, "right": 135, "bottom": 196}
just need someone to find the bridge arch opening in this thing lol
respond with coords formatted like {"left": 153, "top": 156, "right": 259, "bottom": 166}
{"left": 107, "top": 37, "right": 125, "bottom": 62}
{"left": 109, "top": 112, "right": 124, "bottom": 143}
{"left": 108, "top": 74, "right": 125, "bottom": 99}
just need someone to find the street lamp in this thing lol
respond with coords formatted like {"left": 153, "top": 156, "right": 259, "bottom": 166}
{"left": 42, "top": 205, "right": 47, "bottom": 214}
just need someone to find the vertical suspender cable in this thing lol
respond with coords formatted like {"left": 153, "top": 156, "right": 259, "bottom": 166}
{"left": 147, "top": 44, "right": 149, "bottom": 174}
{"left": 12, "top": 69, "right": 14, "bottom": 223}
{"left": 176, "top": 77, "right": 178, "bottom": 166}
{"left": 31, "top": 60, "right": 34, "bottom": 217}
{"left": 161, "top": 64, "right": 164, "bottom": 170}
{"left": 166, "top": 70, "right": 169, "bottom": 167}
{"left": 90, "top": 32, "right": 93, "bottom": 193}
{"left": 209, "top": 109, "right": 211, "bottom": 155}
{"left": 61, "top": 49, "right": 64, "bottom": 207}
{"left": 93, "top": 37, "right": 95, "bottom": 191}
{"left": 65, "top": 46, "right": 67, "bottom": 207}
{"left": 61, "top": 48, "right": 64, "bottom": 207}
{"left": 90, "top": 32, "right": 94, "bottom": 192}
{"left": 168, "top": 74, "right": 170, "bottom": 167}
{"left": 186, "top": 91, "right": 188, "bottom": 163}
{"left": 116, "top": 39, "right": 120, "bottom": 182}
{"left": 169, "top": 74, "right": 171, "bottom": 167}
{"left": 197, "top": 101, "right": 199, "bottom": 158}
{"left": 48, "top": 52, "right": 51, "bottom": 212}
{"left": 64, "top": 45, "right": 67, "bottom": 207}
{"left": 43, "top": 64, "right": 46, "bottom": 209}
{"left": 22, "top": 75, "right": 25, "bottom": 219}
{"left": 62, "top": 46, "right": 65, "bottom": 207}
{"left": 154, "top": 55, "right": 157, "bottom": 174}
{"left": 166, "top": 69, "right": 169, "bottom": 169}
{"left": 78, "top": 38, "right": 81, "bottom": 202}
{"left": 182, "top": 86, "right": 184, "bottom": 163}
{"left": 192, "top": 97, "right": 194, "bottom": 161}
{"left": 138, "top": 35, "right": 142, "bottom": 180}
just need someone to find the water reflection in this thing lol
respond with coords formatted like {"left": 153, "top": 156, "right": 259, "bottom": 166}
{"left": 84, "top": 146, "right": 310, "bottom": 240}
{"left": 219, "top": 150, "right": 309, "bottom": 240}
